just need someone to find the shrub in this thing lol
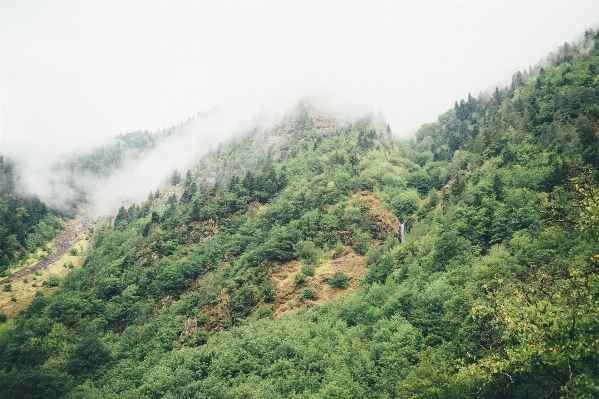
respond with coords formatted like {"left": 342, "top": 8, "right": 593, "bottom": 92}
{"left": 69, "top": 248, "right": 78, "bottom": 256}
{"left": 298, "top": 287, "right": 314, "bottom": 302}
{"left": 3, "top": 283, "right": 12, "bottom": 292}
{"left": 294, "top": 240, "right": 320, "bottom": 264}
{"left": 334, "top": 242, "right": 344, "bottom": 258}
{"left": 42, "top": 276, "right": 60, "bottom": 288}
{"left": 352, "top": 231, "right": 371, "bottom": 255}
{"left": 301, "top": 264, "right": 315, "bottom": 277}
{"left": 0, "top": 313, "right": 6, "bottom": 323}
{"left": 260, "top": 278, "right": 277, "bottom": 302}
{"left": 253, "top": 304, "right": 274, "bottom": 319}
{"left": 294, "top": 272, "right": 306, "bottom": 285}
{"left": 328, "top": 271, "right": 349, "bottom": 289}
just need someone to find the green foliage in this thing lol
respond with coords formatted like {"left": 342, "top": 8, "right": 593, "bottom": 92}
{"left": 294, "top": 272, "right": 306, "bottom": 285}
{"left": 41, "top": 276, "right": 60, "bottom": 288}
{"left": 294, "top": 240, "right": 321, "bottom": 265}
{"left": 432, "top": 231, "right": 471, "bottom": 272}
{"left": 328, "top": 271, "right": 349, "bottom": 289}
{"left": 406, "top": 170, "right": 431, "bottom": 196}
{"left": 3, "top": 33, "right": 599, "bottom": 398}
{"left": 301, "top": 264, "right": 315, "bottom": 277}
{"left": 0, "top": 159, "right": 62, "bottom": 274}
{"left": 253, "top": 304, "right": 274, "bottom": 319}
{"left": 334, "top": 242, "right": 344, "bottom": 257}
{"left": 298, "top": 287, "right": 315, "bottom": 302}
{"left": 352, "top": 230, "right": 371, "bottom": 255}
{"left": 66, "top": 329, "right": 111, "bottom": 381}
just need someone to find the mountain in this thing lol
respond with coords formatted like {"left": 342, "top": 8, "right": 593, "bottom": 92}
{"left": 0, "top": 156, "right": 63, "bottom": 277}
{"left": 1, "top": 31, "right": 599, "bottom": 399}
{"left": 0, "top": 117, "right": 204, "bottom": 278}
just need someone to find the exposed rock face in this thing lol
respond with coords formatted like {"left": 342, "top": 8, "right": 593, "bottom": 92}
{"left": 204, "top": 288, "right": 232, "bottom": 332}
{"left": 358, "top": 191, "right": 400, "bottom": 238}
{"left": 181, "top": 318, "right": 198, "bottom": 337}
{"left": 155, "top": 295, "right": 172, "bottom": 313}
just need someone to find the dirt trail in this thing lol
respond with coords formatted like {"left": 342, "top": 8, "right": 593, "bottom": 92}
{"left": 0, "top": 216, "right": 102, "bottom": 285}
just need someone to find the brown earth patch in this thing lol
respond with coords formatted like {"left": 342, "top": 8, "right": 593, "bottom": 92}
{"left": 356, "top": 191, "right": 400, "bottom": 238}
{"left": 269, "top": 246, "right": 367, "bottom": 317}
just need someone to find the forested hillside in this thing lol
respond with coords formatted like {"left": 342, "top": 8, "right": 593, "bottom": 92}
{"left": 62, "top": 130, "right": 158, "bottom": 178}
{"left": 0, "top": 156, "right": 63, "bottom": 276}
{"left": 0, "top": 128, "right": 162, "bottom": 276}
{"left": 1, "top": 33, "right": 599, "bottom": 399}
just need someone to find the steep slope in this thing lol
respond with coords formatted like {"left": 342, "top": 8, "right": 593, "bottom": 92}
{"left": 0, "top": 156, "right": 64, "bottom": 277}
{"left": 1, "top": 31, "right": 599, "bottom": 399}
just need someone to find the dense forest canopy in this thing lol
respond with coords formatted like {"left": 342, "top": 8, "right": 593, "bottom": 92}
{"left": 1, "top": 31, "right": 599, "bottom": 398}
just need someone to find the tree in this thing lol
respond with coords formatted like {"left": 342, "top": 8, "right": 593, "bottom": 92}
{"left": 66, "top": 331, "right": 111, "bottom": 380}
{"left": 171, "top": 170, "right": 181, "bottom": 185}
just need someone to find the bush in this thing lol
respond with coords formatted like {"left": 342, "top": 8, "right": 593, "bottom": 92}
{"left": 298, "top": 287, "right": 314, "bottom": 302}
{"left": 42, "top": 276, "right": 61, "bottom": 288}
{"left": 301, "top": 264, "right": 315, "bottom": 277}
{"left": 3, "top": 283, "right": 11, "bottom": 292}
{"left": 0, "top": 313, "right": 6, "bottom": 323}
{"left": 253, "top": 304, "right": 274, "bottom": 319}
{"left": 352, "top": 231, "right": 371, "bottom": 255}
{"left": 294, "top": 240, "right": 320, "bottom": 264}
{"left": 69, "top": 248, "right": 78, "bottom": 256}
{"left": 328, "top": 271, "right": 349, "bottom": 289}
{"left": 334, "top": 242, "right": 344, "bottom": 258}
{"left": 294, "top": 272, "right": 306, "bottom": 285}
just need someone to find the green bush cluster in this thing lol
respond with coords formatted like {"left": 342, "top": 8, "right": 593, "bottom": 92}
{"left": 298, "top": 287, "right": 314, "bottom": 302}
{"left": 328, "top": 271, "right": 349, "bottom": 289}
{"left": 41, "top": 276, "right": 60, "bottom": 288}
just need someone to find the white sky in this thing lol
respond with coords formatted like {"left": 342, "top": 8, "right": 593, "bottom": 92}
{"left": 2, "top": 1, "right": 599, "bottom": 155}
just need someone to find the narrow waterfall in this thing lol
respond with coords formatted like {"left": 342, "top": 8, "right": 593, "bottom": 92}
{"left": 399, "top": 222, "right": 406, "bottom": 243}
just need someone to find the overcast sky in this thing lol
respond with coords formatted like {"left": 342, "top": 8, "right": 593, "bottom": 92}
{"left": 2, "top": 1, "right": 599, "bottom": 156}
